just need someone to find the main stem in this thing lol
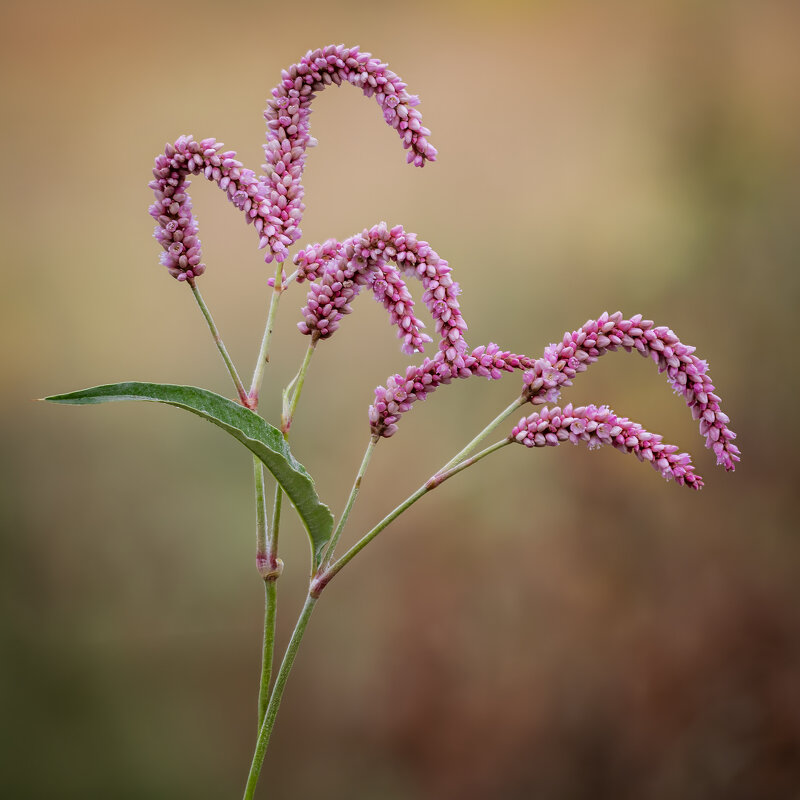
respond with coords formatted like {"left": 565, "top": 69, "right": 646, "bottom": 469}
{"left": 243, "top": 428, "right": 514, "bottom": 795}
{"left": 254, "top": 455, "right": 281, "bottom": 729}
{"left": 253, "top": 338, "right": 316, "bottom": 733}
{"left": 188, "top": 279, "right": 249, "bottom": 407}
{"left": 258, "top": 580, "right": 277, "bottom": 729}
{"left": 248, "top": 263, "right": 296, "bottom": 734}
{"left": 243, "top": 594, "right": 318, "bottom": 800}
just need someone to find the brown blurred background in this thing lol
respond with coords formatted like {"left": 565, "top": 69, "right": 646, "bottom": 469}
{"left": 2, "top": 0, "right": 799, "bottom": 797}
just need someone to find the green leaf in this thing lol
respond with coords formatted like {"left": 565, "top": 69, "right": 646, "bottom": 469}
{"left": 44, "top": 382, "right": 333, "bottom": 567}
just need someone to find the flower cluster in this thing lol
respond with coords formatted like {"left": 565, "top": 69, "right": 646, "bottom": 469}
{"left": 296, "top": 223, "right": 466, "bottom": 358}
{"left": 509, "top": 404, "right": 703, "bottom": 489}
{"left": 149, "top": 47, "right": 739, "bottom": 491}
{"left": 149, "top": 45, "right": 435, "bottom": 278}
{"left": 293, "top": 239, "right": 343, "bottom": 283}
{"left": 371, "top": 345, "right": 537, "bottom": 437}
{"left": 149, "top": 136, "right": 272, "bottom": 281}
{"left": 520, "top": 312, "right": 740, "bottom": 471}
{"left": 261, "top": 45, "right": 437, "bottom": 261}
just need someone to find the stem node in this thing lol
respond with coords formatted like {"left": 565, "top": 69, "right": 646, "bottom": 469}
{"left": 425, "top": 473, "right": 443, "bottom": 490}
{"left": 309, "top": 572, "right": 330, "bottom": 599}
{"left": 257, "top": 555, "right": 284, "bottom": 581}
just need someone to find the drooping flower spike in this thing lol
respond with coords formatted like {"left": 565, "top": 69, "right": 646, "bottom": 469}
{"left": 296, "top": 223, "right": 467, "bottom": 358}
{"left": 148, "top": 136, "right": 268, "bottom": 281}
{"left": 520, "top": 311, "right": 740, "bottom": 472}
{"left": 264, "top": 46, "right": 436, "bottom": 261}
{"left": 370, "top": 345, "right": 537, "bottom": 438}
{"left": 149, "top": 46, "right": 436, "bottom": 280}
{"left": 509, "top": 404, "right": 703, "bottom": 489}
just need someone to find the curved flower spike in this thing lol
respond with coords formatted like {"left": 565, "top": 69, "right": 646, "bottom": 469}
{"left": 521, "top": 312, "right": 740, "bottom": 472}
{"left": 149, "top": 136, "right": 270, "bottom": 280}
{"left": 263, "top": 45, "right": 437, "bottom": 261}
{"left": 370, "top": 345, "right": 537, "bottom": 437}
{"left": 296, "top": 223, "right": 467, "bottom": 358}
{"left": 509, "top": 404, "right": 703, "bottom": 489}
{"left": 149, "top": 46, "right": 436, "bottom": 280}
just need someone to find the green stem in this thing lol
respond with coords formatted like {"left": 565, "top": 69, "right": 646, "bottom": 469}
{"left": 245, "top": 415, "right": 512, "bottom": 791}
{"left": 270, "top": 480, "right": 283, "bottom": 556}
{"left": 439, "top": 395, "right": 525, "bottom": 472}
{"left": 247, "top": 266, "right": 289, "bottom": 736}
{"left": 254, "top": 457, "right": 269, "bottom": 564}
{"left": 281, "top": 337, "right": 317, "bottom": 436}
{"left": 188, "top": 278, "right": 249, "bottom": 407}
{"left": 320, "top": 438, "right": 510, "bottom": 587}
{"left": 243, "top": 594, "right": 318, "bottom": 800}
{"left": 253, "top": 454, "right": 282, "bottom": 729}
{"left": 269, "top": 336, "right": 316, "bottom": 565}
{"left": 322, "top": 435, "right": 379, "bottom": 567}
{"left": 249, "top": 263, "right": 286, "bottom": 405}
{"left": 252, "top": 336, "right": 316, "bottom": 739}
{"left": 257, "top": 580, "right": 278, "bottom": 729}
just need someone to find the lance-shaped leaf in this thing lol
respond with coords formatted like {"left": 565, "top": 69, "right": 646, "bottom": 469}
{"left": 44, "top": 382, "right": 333, "bottom": 566}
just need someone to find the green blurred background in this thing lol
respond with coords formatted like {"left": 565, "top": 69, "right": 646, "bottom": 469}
{"left": 2, "top": 0, "right": 799, "bottom": 797}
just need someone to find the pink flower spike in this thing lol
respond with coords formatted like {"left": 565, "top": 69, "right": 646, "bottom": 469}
{"left": 520, "top": 312, "right": 740, "bottom": 472}
{"left": 149, "top": 47, "right": 436, "bottom": 278}
{"left": 149, "top": 135, "right": 267, "bottom": 280}
{"left": 370, "top": 345, "right": 537, "bottom": 438}
{"left": 510, "top": 404, "right": 704, "bottom": 490}
{"left": 262, "top": 45, "right": 437, "bottom": 258}
{"left": 296, "top": 223, "right": 465, "bottom": 358}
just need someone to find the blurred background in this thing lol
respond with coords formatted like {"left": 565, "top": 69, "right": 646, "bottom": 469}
{"left": 2, "top": 0, "right": 799, "bottom": 797}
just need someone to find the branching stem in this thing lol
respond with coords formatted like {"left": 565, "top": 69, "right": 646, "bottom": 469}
{"left": 317, "top": 438, "right": 510, "bottom": 591}
{"left": 249, "top": 263, "right": 286, "bottom": 405}
{"left": 281, "top": 337, "right": 317, "bottom": 436}
{"left": 322, "top": 434, "right": 379, "bottom": 567}
{"left": 439, "top": 395, "right": 525, "bottom": 472}
{"left": 243, "top": 412, "right": 514, "bottom": 795}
